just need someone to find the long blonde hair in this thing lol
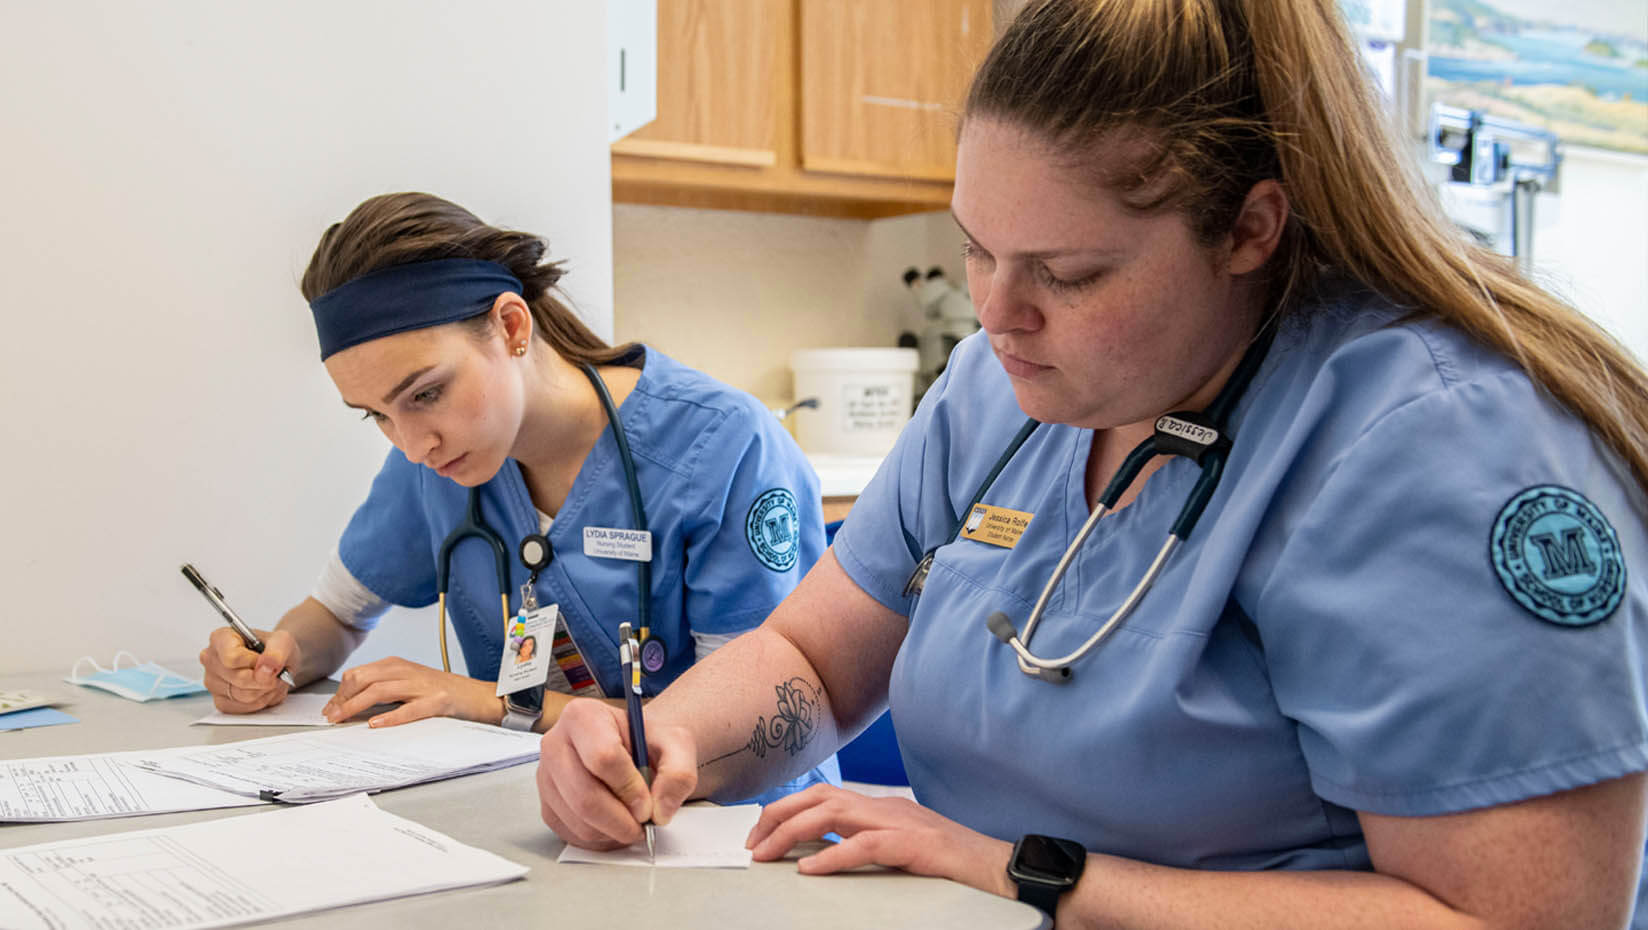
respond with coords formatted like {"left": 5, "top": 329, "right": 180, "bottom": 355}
{"left": 967, "top": 0, "right": 1648, "bottom": 490}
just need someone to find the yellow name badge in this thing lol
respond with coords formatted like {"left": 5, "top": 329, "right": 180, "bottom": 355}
{"left": 959, "top": 503, "right": 1034, "bottom": 549}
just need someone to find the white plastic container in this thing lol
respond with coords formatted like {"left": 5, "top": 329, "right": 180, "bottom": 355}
{"left": 789, "top": 347, "right": 919, "bottom": 457}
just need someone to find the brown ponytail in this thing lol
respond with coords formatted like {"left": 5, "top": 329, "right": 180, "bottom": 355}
{"left": 967, "top": 0, "right": 1648, "bottom": 490}
{"left": 301, "top": 192, "right": 636, "bottom": 368}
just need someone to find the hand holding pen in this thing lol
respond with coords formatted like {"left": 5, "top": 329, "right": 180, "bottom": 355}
{"left": 185, "top": 563, "right": 300, "bottom": 713}
{"left": 619, "top": 621, "right": 657, "bottom": 862}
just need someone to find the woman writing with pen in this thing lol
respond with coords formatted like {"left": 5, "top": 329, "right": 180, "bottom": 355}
{"left": 536, "top": 0, "right": 1648, "bottom": 926}
{"left": 197, "top": 192, "right": 839, "bottom": 806}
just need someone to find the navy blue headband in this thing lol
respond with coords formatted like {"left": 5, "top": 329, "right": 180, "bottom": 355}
{"left": 309, "top": 258, "right": 524, "bottom": 360}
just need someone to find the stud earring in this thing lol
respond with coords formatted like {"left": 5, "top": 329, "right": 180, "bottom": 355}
{"left": 514, "top": 344, "right": 528, "bottom": 357}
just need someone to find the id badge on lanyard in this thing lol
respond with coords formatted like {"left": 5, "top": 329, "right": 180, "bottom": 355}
{"left": 497, "top": 580, "right": 605, "bottom": 699}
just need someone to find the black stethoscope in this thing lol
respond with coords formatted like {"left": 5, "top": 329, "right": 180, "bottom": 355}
{"left": 435, "top": 362, "right": 663, "bottom": 677}
{"left": 903, "top": 321, "right": 1276, "bottom": 683}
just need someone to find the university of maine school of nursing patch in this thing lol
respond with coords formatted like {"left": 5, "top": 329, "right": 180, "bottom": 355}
{"left": 1489, "top": 484, "right": 1626, "bottom": 627}
{"left": 746, "top": 488, "right": 801, "bottom": 572}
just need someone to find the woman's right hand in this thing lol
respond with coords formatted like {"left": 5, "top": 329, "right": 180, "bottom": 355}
{"left": 198, "top": 626, "right": 301, "bottom": 713}
{"left": 536, "top": 698, "right": 699, "bottom": 850}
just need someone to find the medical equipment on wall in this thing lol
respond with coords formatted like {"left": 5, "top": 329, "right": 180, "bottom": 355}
{"left": 435, "top": 363, "right": 653, "bottom": 676}
{"left": 1429, "top": 103, "right": 1562, "bottom": 276}
{"left": 902, "top": 266, "right": 980, "bottom": 396}
{"left": 903, "top": 319, "right": 1276, "bottom": 683}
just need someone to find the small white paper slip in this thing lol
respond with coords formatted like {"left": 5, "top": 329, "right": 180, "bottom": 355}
{"left": 557, "top": 803, "right": 762, "bottom": 868}
{"left": 496, "top": 605, "right": 558, "bottom": 697}
{"left": 583, "top": 525, "right": 653, "bottom": 561}
{"left": 193, "top": 692, "right": 338, "bottom": 726}
{"left": 0, "top": 688, "right": 56, "bottom": 714}
{"left": 0, "top": 794, "right": 528, "bottom": 930}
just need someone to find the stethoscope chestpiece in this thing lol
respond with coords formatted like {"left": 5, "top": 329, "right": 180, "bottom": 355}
{"left": 639, "top": 635, "right": 668, "bottom": 675}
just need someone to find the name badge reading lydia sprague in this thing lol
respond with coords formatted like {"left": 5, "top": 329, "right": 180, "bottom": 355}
{"left": 583, "top": 527, "right": 653, "bottom": 562}
{"left": 959, "top": 504, "right": 1034, "bottom": 549}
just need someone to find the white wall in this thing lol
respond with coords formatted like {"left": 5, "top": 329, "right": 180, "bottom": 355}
{"left": 1530, "top": 147, "right": 1648, "bottom": 365}
{"left": 0, "top": 1, "right": 614, "bottom": 676}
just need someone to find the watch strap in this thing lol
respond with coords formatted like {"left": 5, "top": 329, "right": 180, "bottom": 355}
{"left": 1015, "top": 879, "right": 1064, "bottom": 917}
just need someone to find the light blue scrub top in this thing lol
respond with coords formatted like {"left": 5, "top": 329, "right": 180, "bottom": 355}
{"left": 834, "top": 288, "right": 1646, "bottom": 894}
{"left": 338, "top": 346, "right": 840, "bottom": 800}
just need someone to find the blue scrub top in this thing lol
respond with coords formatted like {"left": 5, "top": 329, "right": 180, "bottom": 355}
{"left": 337, "top": 345, "right": 840, "bottom": 799}
{"left": 834, "top": 287, "right": 1646, "bottom": 890}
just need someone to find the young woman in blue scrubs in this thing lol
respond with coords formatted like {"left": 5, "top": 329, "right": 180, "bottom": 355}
{"left": 197, "top": 192, "right": 838, "bottom": 800}
{"left": 536, "top": 0, "right": 1648, "bottom": 925}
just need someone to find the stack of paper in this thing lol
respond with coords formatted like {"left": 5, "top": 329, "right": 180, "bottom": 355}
{"left": 0, "top": 794, "right": 527, "bottom": 930}
{"left": 130, "top": 716, "right": 542, "bottom": 802}
{"left": 1, "top": 750, "right": 265, "bottom": 822}
{"left": 0, "top": 688, "right": 56, "bottom": 714}
{"left": 0, "top": 687, "right": 76, "bottom": 731}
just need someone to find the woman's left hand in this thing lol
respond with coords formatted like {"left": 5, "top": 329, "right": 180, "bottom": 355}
{"left": 323, "top": 656, "right": 502, "bottom": 728}
{"left": 745, "top": 784, "right": 1016, "bottom": 897}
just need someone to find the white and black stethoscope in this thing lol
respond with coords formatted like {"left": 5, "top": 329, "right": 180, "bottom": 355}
{"left": 903, "top": 322, "right": 1276, "bottom": 683}
{"left": 435, "top": 361, "right": 664, "bottom": 677}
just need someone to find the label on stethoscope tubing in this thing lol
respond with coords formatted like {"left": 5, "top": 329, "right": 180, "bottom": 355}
{"left": 582, "top": 526, "right": 653, "bottom": 562}
{"left": 959, "top": 504, "right": 1034, "bottom": 549}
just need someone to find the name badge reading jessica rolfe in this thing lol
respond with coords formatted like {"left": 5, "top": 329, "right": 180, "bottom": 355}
{"left": 959, "top": 504, "right": 1034, "bottom": 549}
{"left": 583, "top": 527, "right": 653, "bottom": 562}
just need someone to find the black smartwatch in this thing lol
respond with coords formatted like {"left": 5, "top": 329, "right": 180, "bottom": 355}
{"left": 1007, "top": 834, "right": 1087, "bottom": 917}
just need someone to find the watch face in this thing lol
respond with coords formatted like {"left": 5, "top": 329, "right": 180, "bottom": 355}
{"left": 506, "top": 687, "right": 543, "bottom": 713}
{"left": 1010, "top": 834, "right": 1084, "bottom": 886}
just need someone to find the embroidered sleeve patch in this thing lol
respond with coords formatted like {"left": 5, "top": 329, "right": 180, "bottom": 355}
{"left": 1489, "top": 485, "right": 1626, "bottom": 627}
{"left": 746, "top": 488, "right": 802, "bottom": 572}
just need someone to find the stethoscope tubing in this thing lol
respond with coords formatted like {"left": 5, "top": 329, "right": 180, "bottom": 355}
{"left": 974, "top": 317, "right": 1278, "bottom": 681}
{"left": 431, "top": 359, "right": 651, "bottom": 679}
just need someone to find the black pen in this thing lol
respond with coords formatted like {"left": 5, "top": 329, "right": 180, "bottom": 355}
{"left": 618, "top": 621, "right": 656, "bottom": 862}
{"left": 180, "top": 563, "right": 297, "bottom": 687}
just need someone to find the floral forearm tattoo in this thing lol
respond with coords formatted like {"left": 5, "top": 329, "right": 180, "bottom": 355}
{"left": 704, "top": 677, "right": 823, "bottom": 768}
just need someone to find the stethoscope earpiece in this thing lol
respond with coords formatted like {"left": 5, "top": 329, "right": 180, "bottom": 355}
{"left": 986, "top": 611, "right": 1018, "bottom": 644}
{"left": 987, "top": 611, "right": 1074, "bottom": 683}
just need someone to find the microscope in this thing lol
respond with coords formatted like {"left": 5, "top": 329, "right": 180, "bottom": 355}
{"left": 1429, "top": 103, "right": 1562, "bottom": 275}
{"left": 900, "top": 266, "right": 980, "bottom": 398}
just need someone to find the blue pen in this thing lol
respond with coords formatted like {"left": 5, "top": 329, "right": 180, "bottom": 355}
{"left": 618, "top": 622, "right": 656, "bottom": 862}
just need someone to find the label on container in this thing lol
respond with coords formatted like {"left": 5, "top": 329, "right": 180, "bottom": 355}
{"left": 838, "top": 382, "right": 908, "bottom": 432}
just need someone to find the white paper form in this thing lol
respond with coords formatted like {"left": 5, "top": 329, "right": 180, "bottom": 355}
{"left": 0, "top": 794, "right": 528, "bottom": 930}
{"left": 132, "top": 716, "right": 542, "bottom": 802}
{"left": 192, "top": 692, "right": 337, "bottom": 727}
{"left": 557, "top": 803, "right": 763, "bottom": 868}
{"left": 1, "top": 750, "right": 266, "bottom": 822}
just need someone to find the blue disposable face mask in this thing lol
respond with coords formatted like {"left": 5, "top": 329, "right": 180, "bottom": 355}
{"left": 65, "top": 651, "right": 206, "bottom": 702}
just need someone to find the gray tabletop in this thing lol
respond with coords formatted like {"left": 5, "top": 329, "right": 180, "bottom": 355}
{"left": 0, "top": 666, "right": 1047, "bottom": 930}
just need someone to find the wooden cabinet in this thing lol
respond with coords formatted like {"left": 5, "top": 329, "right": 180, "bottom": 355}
{"left": 612, "top": 0, "right": 992, "bottom": 219}
{"left": 611, "top": 0, "right": 781, "bottom": 168}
